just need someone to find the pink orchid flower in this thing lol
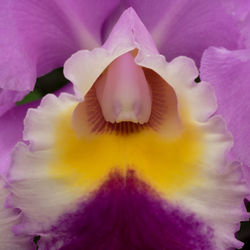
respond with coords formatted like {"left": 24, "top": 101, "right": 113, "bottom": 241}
{"left": 0, "top": 1, "right": 249, "bottom": 249}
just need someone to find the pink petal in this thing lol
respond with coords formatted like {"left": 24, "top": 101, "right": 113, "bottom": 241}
{"left": 200, "top": 47, "right": 250, "bottom": 166}
{"left": 0, "top": 0, "right": 119, "bottom": 115}
{"left": 103, "top": 0, "right": 241, "bottom": 65}
{"left": 0, "top": 102, "right": 37, "bottom": 176}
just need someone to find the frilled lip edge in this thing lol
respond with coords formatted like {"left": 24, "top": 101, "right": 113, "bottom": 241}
{"left": 0, "top": 175, "right": 34, "bottom": 249}
{"left": 8, "top": 53, "right": 250, "bottom": 250}
{"left": 5, "top": 7, "right": 250, "bottom": 250}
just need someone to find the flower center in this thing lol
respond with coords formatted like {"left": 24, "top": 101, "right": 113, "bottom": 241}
{"left": 95, "top": 52, "right": 152, "bottom": 124}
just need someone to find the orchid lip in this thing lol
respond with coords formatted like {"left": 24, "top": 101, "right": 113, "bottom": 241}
{"left": 95, "top": 52, "right": 152, "bottom": 124}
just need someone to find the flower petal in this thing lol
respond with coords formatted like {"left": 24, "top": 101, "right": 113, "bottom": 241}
{"left": 0, "top": 89, "right": 29, "bottom": 117}
{"left": 103, "top": 0, "right": 240, "bottom": 65}
{"left": 9, "top": 93, "right": 80, "bottom": 234}
{"left": 0, "top": 102, "right": 37, "bottom": 176}
{"left": 222, "top": 0, "right": 250, "bottom": 21}
{"left": 200, "top": 47, "right": 250, "bottom": 166}
{"left": 0, "top": 176, "right": 33, "bottom": 249}
{"left": 222, "top": 1, "right": 250, "bottom": 49}
{"left": 0, "top": 0, "right": 119, "bottom": 115}
{"left": 238, "top": 13, "right": 250, "bottom": 48}
{"left": 0, "top": 84, "right": 73, "bottom": 176}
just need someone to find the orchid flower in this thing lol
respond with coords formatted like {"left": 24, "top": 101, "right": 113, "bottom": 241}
{"left": 0, "top": 1, "right": 250, "bottom": 250}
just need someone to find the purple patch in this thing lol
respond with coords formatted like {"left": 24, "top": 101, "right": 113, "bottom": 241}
{"left": 43, "top": 170, "right": 214, "bottom": 250}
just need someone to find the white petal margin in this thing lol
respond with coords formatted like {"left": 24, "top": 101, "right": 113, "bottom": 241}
{"left": 0, "top": 175, "right": 32, "bottom": 249}
{"left": 8, "top": 93, "right": 81, "bottom": 234}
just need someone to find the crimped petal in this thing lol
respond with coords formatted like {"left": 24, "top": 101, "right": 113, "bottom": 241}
{"left": 9, "top": 93, "right": 80, "bottom": 234}
{"left": 139, "top": 55, "right": 217, "bottom": 122}
{"left": 0, "top": 0, "right": 119, "bottom": 115}
{"left": 200, "top": 47, "right": 250, "bottom": 166}
{"left": 137, "top": 53, "right": 249, "bottom": 250}
{"left": 9, "top": 74, "right": 248, "bottom": 250}
{"left": 0, "top": 176, "right": 33, "bottom": 249}
{"left": 0, "top": 85, "right": 73, "bottom": 177}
